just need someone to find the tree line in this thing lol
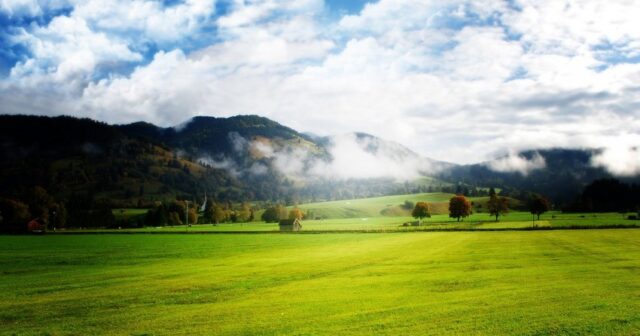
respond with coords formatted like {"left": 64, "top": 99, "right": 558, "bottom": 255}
{"left": 410, "top": 189, "right": 551, "bottom": 224}
{"left": 0, "top": 186, "right": 118, "bottom": 233}
{"left": 563, "top": 178, "right": 640, "bottom": 213}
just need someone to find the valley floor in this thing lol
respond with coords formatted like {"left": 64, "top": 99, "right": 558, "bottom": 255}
{"left": 85, "top": 211, "right": 640, "bottom": 233}
{"left": 1, "top": 230, "right": 639, "bottom": 335}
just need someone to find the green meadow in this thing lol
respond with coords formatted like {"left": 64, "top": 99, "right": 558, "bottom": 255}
{"left": 1, "top": 230, "right": 639, "bottom": 335}
{"left": 4, "top": 193, "right": 639, "bottom": 335}
{"left": 97, "top": 211, "right": 638, "bottom": 233}
{"left": 103, "top": 192, "right": 638, "bottom": 233}
{"left": 293, "top": 192, "right": 456, "bottom": 218}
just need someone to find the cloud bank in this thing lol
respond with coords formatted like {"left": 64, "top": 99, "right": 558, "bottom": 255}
{"left": 201, "top": 132, "right": 436, "bottom": 182}
{"left": 591, "top": 138, "right": 640, "bottom": 177}
{"left": 486, "top": 152, "right": 546, "bottom": 176}
{"left": 1, "top": 0, "right": 639, "bottom": 168}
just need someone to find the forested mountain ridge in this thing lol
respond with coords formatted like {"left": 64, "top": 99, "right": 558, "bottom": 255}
{"left": 0, "top": 115, "right": 445, "bottom": 207}
{"left": 0, "top": 115, "right": 236, "bottom": 206}
{"left": 437, "top": 149, "right": 637, "bottom": 204}
{"left": 0, "top": 114, "right": 637, "bottom": 210}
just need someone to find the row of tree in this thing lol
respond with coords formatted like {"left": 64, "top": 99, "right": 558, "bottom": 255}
{"left": 0, "top": 186, "right": 128, "bottom": 233}
{"left": 144, "top": 201, "right": 198, "bottom": 227}
{"left": 261, "top": 205, "right": 304, "bottom": 222}
{"left": 410, "top": 191, "right": 551, "bottom": 224}
{"left": 563, "top": 178, "right": 640, "bottom": 213}
{"left": 143, "top": 200, "right": 258, "bottom": 226}
{"left": 202, "top": 200, "right": 254, "bottom": 224}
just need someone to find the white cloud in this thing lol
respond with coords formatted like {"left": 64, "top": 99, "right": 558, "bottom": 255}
{"left": 81, "top": 49, "right": 210, "bottom": 125}
{"left": 441, "top": 26, "right": 522, "bottom": 81}
{"left": 209, "top": 132, "right": 434, "bottom": 181}
{"left": 0, "top": 0, "right": 73, "bottom": 17}
{"left": 249, "top": 140, "right": 275, "bottom": 158}
{"left": 258, "top": 133, "right": 435, "bottom": 181}
{"left": 486, "top": 152, "right": 546, "bottom": 175}
{"left": 1, "top": 0, "right": 640, "bottom": 169}
{"left": 503, "top": 0, "right": 640, "bottom": 57}
{"left": 228, "top": 131, "right": 248, "bottom": 152}
{"left": 590, "top": 134, "right": 640, "bottom": 176}
{"left": 218, "top": 0, "right": 323, "bottom": 30}
{"left": 591, "top": 146, "right": 640, "bottom": 177}
{"left": 8, "top": 15, "right": 142, "bottom": 87}
{"left": 308, "top": 133, "right": 430, "bottom": 180}
{"left": 197, "top": 156, "right": 242, "bottom": 177}
{"left": 194, "top": 25, "right": 333, "bottom": 66}
{"left": 72, "top": 0, "right": 216, "bottom": 43}
{"left": 339, "top": 0, "right": 442, "bottom": 33}
{"left": 0, "top": 0, "right": 42, "bottom": 17}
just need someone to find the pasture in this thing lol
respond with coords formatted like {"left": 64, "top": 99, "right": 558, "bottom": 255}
{"left": 1, "top": 230, "right": 639, "bottom": 335}
{"left": 105, "top": 192, "right": 638, "bottom": 233}
{"left": 96, "top": 211, "right": 639, "bottom": 233}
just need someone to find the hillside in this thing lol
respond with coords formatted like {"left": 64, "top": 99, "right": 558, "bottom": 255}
{"left": 291, "top": 192, "right": 524, "bottom": 219}
{"left": 0, "top": 115, "right": 240, "bottom": 206}
{"left": 0, "top": 115, "right": 449, "bottom": 207}
{"left": 117, "top": 115, "right": 323, "bottom": 158}
{"left": 1, "top": 114, "right": 637, "bottom": 210}
{"left": 439, "top": 149, "right": 639, "bottom": 204}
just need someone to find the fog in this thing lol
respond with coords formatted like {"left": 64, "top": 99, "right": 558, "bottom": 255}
{"left": 486, "top": 152, "right": 546, "bottom": 176}
{"left": 201, "top": 132, "right": 439, "bottom": 182}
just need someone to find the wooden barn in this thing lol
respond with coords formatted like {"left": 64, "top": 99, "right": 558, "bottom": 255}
{"left": 278, "top": 218, "right": 302, "bottom": 232}
{"left": 27, "top": 218, "right": 46, "bottom": 233}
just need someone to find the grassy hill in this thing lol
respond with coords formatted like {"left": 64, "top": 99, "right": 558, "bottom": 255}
{"left": 291, "top": 192, "right": 523, "bottom": 219}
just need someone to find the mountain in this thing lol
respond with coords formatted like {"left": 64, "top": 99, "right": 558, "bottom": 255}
{"left": 1, "top": 114, "right": 636, "bottom": 208}
{"left": 118, "top": 115, "right": 322, "bottom": 157}
{"left": 0, "top": 114, "right": 447, "bottom": 207}
{"left": 438, "top": 149, "right": 640, "bottom": 204}
{"left": 0, "top": 115, "right": 240, "bottom": 206}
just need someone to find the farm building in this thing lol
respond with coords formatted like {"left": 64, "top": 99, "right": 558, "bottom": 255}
{"left": 27, "top": 218, "right": 46, "bottom": 233}
{"left": 279, "top": 218, "right": 302, "bottom": 232}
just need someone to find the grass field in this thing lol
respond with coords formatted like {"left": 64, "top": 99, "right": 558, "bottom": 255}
{"left": 108, "top": 193, "right": 637, "bottom": 233}
{"left": 291, "top": 192, "right": 515, "bottom": 218}
{"left": 293, "top": 193, "right": 455, "bottom": 218}
{"left": 1, "top": 230, "right": 639, "bottom": 335}
{"left": 76, "top": 211, "right": 639, "bottom": 233}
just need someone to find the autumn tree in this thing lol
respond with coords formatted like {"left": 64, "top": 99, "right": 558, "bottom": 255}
{"left": 449, "top": 195, "right": 472, "bottom": 222}
{"left": 237, "top": 202, "right": 252, "bottom": 223}
{"left": 289, "top": 208, "right": 304, "bottom": 220}
{"left": 487, "top": 193, "right": 509, "bottom": 221}
{"left": 529, "top": 195, "right": 550, "bottom": 221}
{"left": 165, "top": 200, "right": 189, "bottom": 226}
{"left": 411, "top": 202, "right": 431, "bottom": 224}
{"left": 188, "top": 207, "right": 198, "bottom": 225}
{"left": 213, "top": 204, "right": 226, "bottom": 224}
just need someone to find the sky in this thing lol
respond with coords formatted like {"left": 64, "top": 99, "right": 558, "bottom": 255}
{"left": 0, "top": 0, "right": 639, "bottom": 168}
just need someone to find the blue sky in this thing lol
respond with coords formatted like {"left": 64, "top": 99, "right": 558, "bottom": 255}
{"left": 0, "top": 0, "right": 638, "bottom": 174}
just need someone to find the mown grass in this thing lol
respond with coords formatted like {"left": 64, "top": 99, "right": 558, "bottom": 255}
{"left": 104, "top": 193, "right": 637, "bottom": 233}
{"left": 70, "top": 211, "right": 639, "bottom": 233}
{"left": 1, "top": 230, "right": 639, "bottom": 335}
